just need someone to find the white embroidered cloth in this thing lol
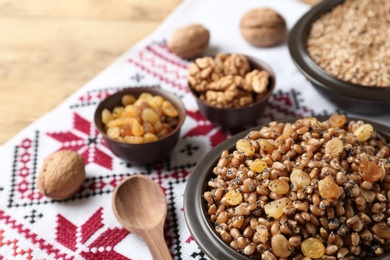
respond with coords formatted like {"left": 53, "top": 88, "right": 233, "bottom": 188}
{"left": 1, "top": 0, "right": 389, "bottom": 259}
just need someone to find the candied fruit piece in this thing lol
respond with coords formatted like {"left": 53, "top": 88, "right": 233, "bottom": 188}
{"left": 354, "top": 124, "right": 374, "bottom": 142}
{"left": 259, "top": 139, "right": 274, "bottom": 154}
{"left": 162, "top": 100, "right": 179, "bottom": 117}
{"left": 290, "top": 169, "right": 311, "bottom": 189}
{"left": 249, "top": 159, "right": 268, "bottom": 173}
{"left": 329, "top": 114, "right": 346, "bottom": 128}
{"left": 269, "top": 179, "right": 289, "bottom": 194}
{"left": 318, "top": 176, "right": 341, "bottom": 201}
{"left": 271, "top": 234, "right": 292, "bottom": 258}
{"left": 359, "top": 159, "right": 384, "bottom": 182}
{"left": 264, "top": 197, "right": 292, "bottom": 219}
{"left": 101, "top": 109, "right": 113, "bottom": 124}
{"left": 325, "top": 138, "right": 344, "bottom": 157}
{"left": 224, "top": 190, "right": 242, "bottom": 206}
{"left": 142, "top": 108, "right": 159, "bottom": 124}
{"left": 121, "top": 94, "right": 136, "bottom": 106}
{"left": 301, "top": 238, "right": 325, "bottom": 258}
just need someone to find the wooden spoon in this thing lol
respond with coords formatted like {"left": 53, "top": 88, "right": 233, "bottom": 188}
{"left": 112, "top": 174, "right": 172, "bottom": 260}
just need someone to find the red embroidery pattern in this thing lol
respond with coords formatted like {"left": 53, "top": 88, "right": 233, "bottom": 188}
{"left": 47, "top": 113, "right": 113, "bottom": 170}
{"left": 0, "top": 210, "right": 72, "bottom": 259}
{"left": 128, "top": 43, "right": 190, "bottom": 93}
{"left": 56, "top": 207, "right": 128, "bottom": 259}
{"left": 0, "top": 229, "right": 33, "bottom": 259}
{"left": 184, "top": 111, "right": 230, "bottom": 147}
{"left": 15, "top": 138, "right": 42, "bottom": 202}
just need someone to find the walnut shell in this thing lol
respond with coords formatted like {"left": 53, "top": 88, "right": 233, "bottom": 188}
{"left": 168, "top": 24, "right": 210, "bottom": 59}
{"left": 240, "top": 8, "right": 287, "bottom": 47}
{"left": 37, "top": 150, "right": 86, "bottom": 200}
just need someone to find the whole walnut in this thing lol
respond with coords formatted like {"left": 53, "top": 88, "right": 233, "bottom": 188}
{"left": 37, "top": 150, "right": 86, "bottom": 200}
{"left": 168, "top": 24, "right": 210, "bottom": 59}
{"left": 240, "top": 8, "right": 287, "bottom": 47}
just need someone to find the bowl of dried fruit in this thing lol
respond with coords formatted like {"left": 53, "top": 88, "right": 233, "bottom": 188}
{"left": 94, "top": 87, "right": 186, "bottom": 165}
{"left": 187, "top": 53, "right": 275, "bottom": 129}
{"left": 288, "top": 0, "right": 390, "bottom": 115}
{"left": 184, "top": 114, "right": 390, "bottom": 259}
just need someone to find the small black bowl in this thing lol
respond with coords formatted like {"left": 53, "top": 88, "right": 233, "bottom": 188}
{"left": 94, "top": 87, "right": 186, "bottom": 165}
{"left": 188, "top": 55, "right": 276, "bottom": 129}
{"left": 288, "top": 0, "right": 390, "bottom": 115}
{"left": 184, "top": 116, "right": 390, "bottom": 259}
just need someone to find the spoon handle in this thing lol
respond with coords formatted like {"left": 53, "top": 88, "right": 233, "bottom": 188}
{"left": 140, "top": 227, "right": 172, "bottom": 260}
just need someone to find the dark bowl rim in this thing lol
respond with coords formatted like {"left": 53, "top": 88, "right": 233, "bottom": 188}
{"left": 288, "top": 0, "right": 390, "bottom": 101}
{"left": 184, "top": 115, "right": 390, "bottom": 260}
{"left": 188, "top": 54, "right": 276, "bottom": 111}
{"left": 93, "top": 86, "right": 186, "bottom": 146}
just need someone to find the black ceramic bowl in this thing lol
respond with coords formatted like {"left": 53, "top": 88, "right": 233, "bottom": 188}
{"left": 94, "top": 87, "right": 186, "bottom": 165}
{"left": 288, "top": 0, "right": 390, "bottom": 115}
{"left": 188, "top": 55, "right": 276, "bottom": 129}
{"left": 184, "top": 116, "right": 390, "bottom": 259}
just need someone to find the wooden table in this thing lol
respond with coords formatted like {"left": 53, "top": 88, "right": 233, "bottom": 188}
{"left": 0, "top": 0, "right": 316, "bottom": 145}
{"left": 0, "top": 0, "right": 180, "bottom": 145}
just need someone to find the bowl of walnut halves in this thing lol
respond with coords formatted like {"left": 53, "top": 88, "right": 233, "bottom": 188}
{"left": 187, "top": 53, "right": 275, "bottom": 129}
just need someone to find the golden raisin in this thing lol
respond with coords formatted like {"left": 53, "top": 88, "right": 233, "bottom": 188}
{"left": 259, "top": 139, "right": 274, "bottom": 154}
{"left": 269, "top": 179, "right": 289, "bottom": 194}
{"left": 225, "top": 190, "right": 242, "bottom": 206}
{"left": 290, "top": 169, "right": 311, "bottom": 189}
{"left": 372, "top": 223, "right": 390, "bottom": 239}
{"left": 131, "top": 121, "right": 144, "bottom": 136}
{"left": 143, "top": 133, "right": 158, "bottom": 143}
{"left": 301, "top": 238, "right": 325, "bottom": 258}
{"left": 124, "top": 136, "right": 144, "bottom": 144}
{"left": 162, "top": 100, "right": 179, "bottom": 117}
{"left": 249, "top": 159, "right": 268, "bottom": 173}
{"left": 318, "top": 176, "right": 341, "bottom": 201}
{"left": 142, "top": 108, "right": 159, "bottom": 124}
{"left": 354, "top": 124, "right": 374, "bottom": 142}
{"left": 138, "top": 92, "right": 153, "bottom": 101}
{"left": 107, "top": 127, "right": 120, "bottom": 139}
{"left": 121, "top": 94, "right": 136, "bottom": 106}
{"left": 359, "top": 159, "right": 384, "bottom": 182}
{"left": 328, "top": 114, "right": 347, "bottom": 128}
{"left": 148, "top": 95, "right": 164, "bottom": 108}
{"left": 264, "top": 197, "right": 292, "bottom": 219}
{"left": 325, "top": 138, "right": 344, "bottom": 157}
{"left": 122, "top": 105, "right": 137, "bottom": 118}
{"left": 120, "top": 124, "right": 133, "bottom": 137}
{"left": 236, "top": 139, "right": 255, "bottom": 156}
{"left": 102, "top": 92, "right": 179, "bottom": 143}
{"left": 101, "top": 109, "right": 113, "bottom": 124}
{"left": 271, "top": 234, "right": 292, "bottom": 258}
{"left": 112, "top": 107, "right": 124, "bottom": 119}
